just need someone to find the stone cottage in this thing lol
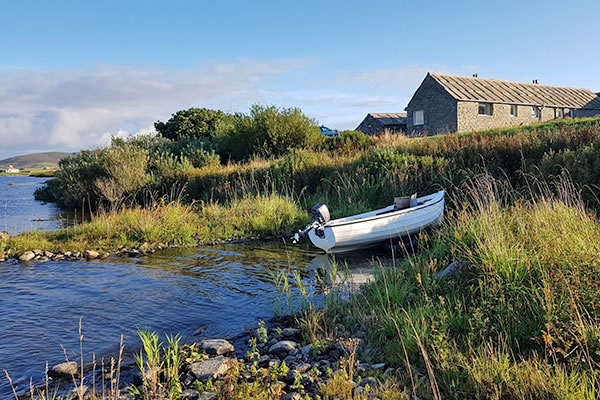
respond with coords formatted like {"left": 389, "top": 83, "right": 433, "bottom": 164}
{"left": 405, "top": 73, "right": 600, "bottom": 135}
{"left": 355, "top": 113, "right": 407, "bottom": 135}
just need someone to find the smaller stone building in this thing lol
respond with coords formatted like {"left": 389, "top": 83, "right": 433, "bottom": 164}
{"left": 355, "top": 113, "right": 407, "bottom": 135}
{"left": 405, "top": 73, "right": 600, "bottom": 135}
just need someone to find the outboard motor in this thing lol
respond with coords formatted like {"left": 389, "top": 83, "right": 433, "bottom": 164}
{"left": 311, "top": 203, "right": 330, "bottom": 224}
{"left": 292, "top": 203, "right": 331, "bottom": 243}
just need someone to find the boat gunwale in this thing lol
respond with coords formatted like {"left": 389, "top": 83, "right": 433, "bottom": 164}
{"left": 324, "top": 190, "right": 445, "bottom": 228}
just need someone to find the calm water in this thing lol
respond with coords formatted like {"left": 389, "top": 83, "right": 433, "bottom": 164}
{"left": 0, "top": 175, "right": 382, "bottom": 397}
{"left": 0, "top": 175, "right": 70, "bottom": 235}
{"left": 0, "top": 244, "right": 327, "bottom": 395}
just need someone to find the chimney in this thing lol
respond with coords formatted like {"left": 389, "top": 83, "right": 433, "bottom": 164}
{"left": 473, "top": 73, "right": 478, "bottom": 77}
{"left": 532, "top": 79, "right": 538, "bottom": 84}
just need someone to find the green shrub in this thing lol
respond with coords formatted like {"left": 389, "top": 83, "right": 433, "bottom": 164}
{"left": 221, "top": 104, "right": 323, "bottom": 160}
{"left": 154, "top": 107, "right": 235, "bottom": 140}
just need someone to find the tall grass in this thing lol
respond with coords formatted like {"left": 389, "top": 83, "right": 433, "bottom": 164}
{"left": 319, "top": 172, "right": 600, "bottom": 399}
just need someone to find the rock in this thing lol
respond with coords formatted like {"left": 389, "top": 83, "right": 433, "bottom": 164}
{"left": 198, "top": 392, "right": 217, "bottom": 400}
{"left": 269, "top": 340, "right": 297, "bottom": 355}
{"left": 0, "top": 232, "right": 9, "bottom": 241}
{"left": 281, "top": 393, "right": 302, "bottom": 400}
{"left": 0, "top": 249, "right": 5, "bottom": 260}
{"left": 437, "top": 261, "right": 458, "bottom": 279}
{"left": 100, "top": 252, "right": 110, "bottom": 260}
{"left": 32, "top": 249, "right": 43, "bottom": 256}
{"left": 50, "top": 361, "right": 78, "bottom": 378}
{"left": 360, "top": 376, "right": 378, "bottom": 388}
{"left": 370, "top": 363, "right": 386, "bottom": 371}
{"left": 258, "top": 355, "right": 271, "bottom": 367}
{"left": 284, "top": 354, "right": 298, "bottom": 365}
{"left": 64, "top": 251, "right": 72, "bottom": 257}
{"left": 18, "top": 251, "right": 35, "bottom": 262}
{"left": 85, "top": 250, "right": 99, "bottom": 260}
{"left": 128, "top": 249, "right": 141, "bottom": 257}
{"left": 295, "top": 363, "right": 311, "bottom": 373}
{"left": 199, "top": 339, "right": 234, "bottom": 355}
{"left": 282, "top": 327, "right": 300, "bottom": 338}
{"left": 328, "top": 349, "right": 340, "bottom": 359}
{"left": 44, "top": 251, "right": 54, "bottom": 258}
{"left": 139, "top": 242, "right": 149, "bottom": 252}
{"left": 300, "top": 344, "right": 312, "bottom": 358}
{"left": 72, "top": 251, "right": 81, "bottom": 258}
{"left": 189, "top": 356, "right": 230, "bottom": 382}
{"left": 181, "top": 389, "right": 200, "bottom": 399}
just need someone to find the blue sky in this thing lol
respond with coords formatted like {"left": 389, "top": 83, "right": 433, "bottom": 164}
{"left": 1, "top": 0, "right": 599, "bottom": 158}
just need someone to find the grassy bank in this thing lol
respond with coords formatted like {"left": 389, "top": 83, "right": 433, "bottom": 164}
{"left": 299, "top": 174, "right": 600, "bottom": 399}
{"left": 9, "top": 116, "right": 600, "bottom": 260}
{"left": 0, "top": 194, "right": 307, "bottom": 258}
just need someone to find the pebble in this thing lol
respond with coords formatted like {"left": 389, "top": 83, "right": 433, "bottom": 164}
{"left": 281, "top": 393, "right": 302, "bottom": 400}
{"left": 50, "top": 361, "right": 78, "bottom": 378}
{"left": 269, "top": 340, "right": 297, "bottom": 355}
{"left": 189, "top": 356, "right": 230, "bottom": 382}
{"left": 282, "top": 327, "right": 300, "bottom": 337}
{"left": 18, "top": 251, "right": 35, "bottom": 262}
{"left": 199, "top": 339, "right": 234, "bottom": 355}
{"left": 360, "top": 376, "right": 378, "bottom": 388}
{"left": 85, "top": 250, "right": 99, "bottom": 260}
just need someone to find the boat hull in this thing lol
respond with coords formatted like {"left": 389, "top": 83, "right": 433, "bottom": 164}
{"left": 308, "top": 191, "right": 445, "bottom": 253}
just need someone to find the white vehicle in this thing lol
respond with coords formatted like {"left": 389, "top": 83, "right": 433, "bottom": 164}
{"left": 293, "top": 191, "right": 445, "bottom": 253}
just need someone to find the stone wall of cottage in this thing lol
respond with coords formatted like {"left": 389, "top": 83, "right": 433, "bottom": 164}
{"left": 356, "top": 116, "right": 407, "bottom": 136}
{"left": 356, "top": 115, "right": 384, "bottom": 136}
{"left": 456, "top": 102, "right": 600, "bottom": 132}
{"left": 455, "top": 102, "right": 563, "bottom": 132}
{"left": 405, "top": 75, "right": 457, "bottom": 135}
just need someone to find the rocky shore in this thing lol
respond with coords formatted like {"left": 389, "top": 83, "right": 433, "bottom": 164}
{"left": 0, "top": 231, "right": 278, "bottom": 265}
{"left": 38, "top": 318, "right": 395, "bottom": 400}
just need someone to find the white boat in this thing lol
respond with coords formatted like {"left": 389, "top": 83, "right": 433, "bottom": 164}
{"left": 293, "top": 191, "right": 445, "bottom": 253}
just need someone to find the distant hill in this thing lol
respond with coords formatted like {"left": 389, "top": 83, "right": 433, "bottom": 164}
{"left": 0, "top": 152, "right": 73, "bottom": 169}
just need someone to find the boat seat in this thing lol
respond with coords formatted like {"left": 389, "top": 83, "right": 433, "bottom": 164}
{"left": 393, "top": 193, "right": 418, "bottom": 211}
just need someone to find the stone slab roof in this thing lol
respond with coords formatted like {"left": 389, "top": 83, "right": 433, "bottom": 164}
{"left": 368, "top": 113, "right": 407, "bottom": 125}
{"left": 430, "top": 73, "right": 600, "bottom": 109}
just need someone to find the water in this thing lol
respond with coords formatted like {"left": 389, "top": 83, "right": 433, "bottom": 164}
{"left": 0, "top": 244, "right": 326, "bottom": 395}
{"left": 0, "top": 175, "right": 383, "bottom": 397}
{"left": 0, "top": 175, "right": 70, "bottom": 235}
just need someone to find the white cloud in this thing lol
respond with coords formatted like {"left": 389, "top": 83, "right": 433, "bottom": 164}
{"left": 0, "top": 60, "right": 309, "bottom": 158}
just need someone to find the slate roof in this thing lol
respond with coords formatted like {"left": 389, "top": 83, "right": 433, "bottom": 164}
{"left": 430, "top": 73, "right": 600, "bottom": 110}
{"left": 369, "top": 113, "right": 407, "bottom": 125}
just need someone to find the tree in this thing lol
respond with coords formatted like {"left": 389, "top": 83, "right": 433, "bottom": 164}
{"left": 154, "top": 108, "right": 234, "bottom": 140}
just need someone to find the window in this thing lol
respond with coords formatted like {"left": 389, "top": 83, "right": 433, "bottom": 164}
{"left": 510, "top": 104, "right": 518, "bottom": 117}
{"left": 478, "top": 103, "right": 493, "bottom": 116}
{"left": 531, "top": 106, "right": 540, "bottom": 118}
{"left": 555, "top": 108, "right": 564, "bottom": 119}
{"left": 565, "top": 109, "right": 572, "bottom": 118}
{"left": 413, "top": 110, "right": 424, "bottom": 126}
